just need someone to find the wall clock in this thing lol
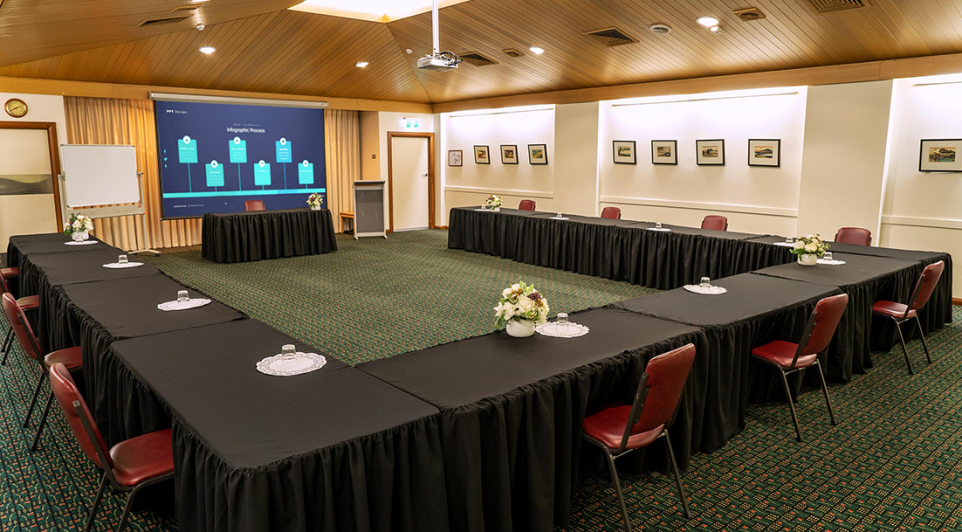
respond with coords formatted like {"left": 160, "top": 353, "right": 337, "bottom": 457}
{"left": 4, "top": 98, "right": 28, "bottom": 118}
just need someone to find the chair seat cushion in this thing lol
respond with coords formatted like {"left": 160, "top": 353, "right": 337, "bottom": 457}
{"left": 872, "top": 300, "right": 915, "bottom": 320}
{"left": 0, "top": 267, "right": 17, "bottom": 279}
{"left": 584, "top": 403, "right": 664, "bottom": 450}
{"left": 44, "top": 347, "right": 82, "bottom": 370}
{"left": 110, "top": 429, "right": 174, "bottom": 487}
{"left": 751, "top": 340, "right": 817, "bottom": 369}
{"left": 16, "top": 295, "right": 39, "bottom": 311}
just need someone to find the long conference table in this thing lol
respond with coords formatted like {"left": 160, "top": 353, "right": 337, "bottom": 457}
{"left": 4, "top": 206, "right": 954, "bottom": 532}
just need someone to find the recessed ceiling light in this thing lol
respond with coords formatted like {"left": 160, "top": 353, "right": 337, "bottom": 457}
{"left": 196, "top": 24, "right": 206, "bottom": 31}
{"left": 190, "top": 0, "right": 211, "bottom": 3}
{"left": 199, "top": 46, "right": 216, "bottom": 54}
{"left": 530, "top": 46, "right": 545, "bottom": 55}
{"left": 696, "top": 16, "right": 719, "bottom": 27}
{"left": 356, "top": 61, "right": 369, "bottom": 68}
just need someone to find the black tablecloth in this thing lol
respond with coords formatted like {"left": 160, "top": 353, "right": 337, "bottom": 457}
{"left": 359, "top": 308, "right": 708, "bottom": 532}
{"left": 753, "top": 253, "right": 919, "bottom": 381}
{"left": 7, "top": 233, "right": 119, "bottom": 296}
{"left": 202, "top": 208, "right": 338, "bottom": 263}
{"left": 57, "top": 274, "right": 246, "bottom": 445}
{"left": 114, "top": 320, "right": 448, "bottom": 532}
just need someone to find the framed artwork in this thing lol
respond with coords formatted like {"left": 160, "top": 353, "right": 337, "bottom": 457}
{"left": 919, "top": 139, "right": 962, "bottom": 172}
{"left": 651, "top": 140, "right": 677, "bottom": 165}
{"left": 528, "top": 144, "right": 548, "bottom": 165}
{"left": 501, "top": 145, "right": 519, "bottom": 165}
{"left": 448, "top": 150, "right": 463, "bottom": 167}
{"left": 612, "top": 140, "right": 637, "bottom": 165}
{"left": 474, "top": 145, "right": 490, "bottom": 165}
{"left": 748, "top": 139, "right": 780, "bottom": 167}
{"left": 696, "top": 139, "right": 725, "bottom": 166}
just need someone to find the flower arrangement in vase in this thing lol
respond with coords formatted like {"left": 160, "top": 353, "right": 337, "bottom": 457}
{"left": 307, "top": 193, "right": 324, "bottom": 211}
{"left": 791, "top": 234, "right": 829, "bottom": 266}
{"left": 494, "top": 281, "right": 550, "bottom": 337}
{"left": 484, "top": 195, "right": 503, "bottom": 211}
{"left": 63, "top": 214, "right": 94, "bottom": 242}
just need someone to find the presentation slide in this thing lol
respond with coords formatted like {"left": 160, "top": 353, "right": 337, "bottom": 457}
{"left": 155, "top": 100, "right": 326, "bottom": 218}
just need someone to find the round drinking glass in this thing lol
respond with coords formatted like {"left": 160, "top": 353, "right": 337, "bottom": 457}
{"left": 655, "top": 222, "right": 663, "bottom": 229}
{"left": 823, "top": 251, "right": 833, "bottom": 262}
{"left": 700, "top": 277, "right": 711, "bottom": 288}
{"left": 281, "top": 344, "right": 297, "bottom": 360}
{"left": 785, "top": 236, "right": 794, "bottom": 244}
{"left": 177, "top": 290, "right": 189, "bottom": 303}
{"left": 118, "top": 255, "right": 128, "bottom": 264}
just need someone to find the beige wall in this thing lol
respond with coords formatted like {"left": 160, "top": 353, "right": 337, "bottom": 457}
{"left": 359, "top": 111, "right": 381, "bottom": 182}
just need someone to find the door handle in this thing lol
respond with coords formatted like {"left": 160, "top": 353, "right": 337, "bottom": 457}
{"left": 422, "top": 173, "right": 429, "bottom": 178}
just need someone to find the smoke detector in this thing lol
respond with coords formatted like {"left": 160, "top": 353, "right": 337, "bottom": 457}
{"left": 649, "top": 23, "right": 672, "bottom": 35}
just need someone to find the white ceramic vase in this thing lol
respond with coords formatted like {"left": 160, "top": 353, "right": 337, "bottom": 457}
{"left": 493, "top": 207, "right": 501, "bottom": 212}
{"left": 72, "top": 230, "right": 89, "bottom": 242}
{"left": 797, "top": 253, "right": 818, "bottom": 266}
{"left": 310, "top": 205, "right": 321, "bottom": 211}
{"left": 505, "top": 319, "right": 535, "bottom": 338}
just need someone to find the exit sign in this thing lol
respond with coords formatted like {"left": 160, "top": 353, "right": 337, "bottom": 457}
{"left": 403, "top": 117, "right": 420, "bottom": 129}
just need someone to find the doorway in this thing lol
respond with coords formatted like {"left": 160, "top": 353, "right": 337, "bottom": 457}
{"left": 0, "top": 122, "right": 62, "bottom": 256}
{"left": 388, "top": 132, "right": 435, "bottom": 232}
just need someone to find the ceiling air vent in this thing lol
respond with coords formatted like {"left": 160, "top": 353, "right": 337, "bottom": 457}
{"left": 459, "top": 51, "right": 499, "bottom": 67}
{"left": 807, "top": 0, "right": 868, "bottom": 13}
{"left": 171, "top": 5, "right": 201, "bottom": 12}
{"left": 583, "top": 27, "right": 638, "bottom": 47}
{"left": 649, "top": 24, "right": 672, "bottom": 35}
{"left": 734, "top": 7, "right": 766, "bottom": 21}
{"left": 501, "top": 48, "right": 525, "bottom": 58}
{"left": 136, "top": 16, "right": 191, "bottom": 28}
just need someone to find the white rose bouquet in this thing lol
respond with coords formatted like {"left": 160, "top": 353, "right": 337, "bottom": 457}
{"left": 494, "top": 281, "right": 550, "bottom": 329}
{"left": 484, "top": 195, "right": 503, "bottom": 209}
{"left": 63, "top": 213, "right": 94, "bottom": 237}
{"left": 791, "top": 234, "right": 829, "bottom": 257}
{"left": 307, "top": 193, "right": 324, "bottom": 209}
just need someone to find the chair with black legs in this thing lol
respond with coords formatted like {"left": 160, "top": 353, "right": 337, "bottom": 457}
{"left": 0, "top": 268, "right": 39, "bottom": 365}
{"left": 751, "top": 293, "right": 848, "bottom": 442}
{"left": 582, "top": 343, "right": 697, "bottom": 531}
{"left": 244, "top": 200, "right": 266, "bottom": 212}
{"left": 1, "top": 293, "right": 82, "bottom": 451}
{"left": 518, "top": 199, "right": 536, "bottom": 211}
{"left": 872, "top": 260, "right": 944, "bottom": 375}
{"left": 49, "top": 363, "right": 174, "bottom": 532}
{"left": 600, "top": 206, "right": 622, "bottom": 220}
{"left": 701, "top": 215, "right": 728, "bottom": 231}
{"left": 835, "top": 227, "right": 872, "bottom": 246}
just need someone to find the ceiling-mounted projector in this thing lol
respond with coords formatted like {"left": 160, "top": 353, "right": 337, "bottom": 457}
{"left": 418, "top": 0, "right": 462, "bottom": 71}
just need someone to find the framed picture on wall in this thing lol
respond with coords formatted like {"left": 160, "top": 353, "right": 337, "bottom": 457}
{"left": 612, "top": 140, "right": 637, "bottom": 165}
{"left": 748, "top": 139, "right": 781, "bottom": 167}
{"left": 651, "top": 140, "right": 677, "bottom": 165}
{"left": 448, "top": 150, "right": 463, "bottom": 167}
{"left": 501, "top": 145, "right": 519, "bottom": 165}
{"left": 919, "top": 139, "right": 962, "bottom": 172}
{"left": 528, "top": 144, "right": 548, "bottom": 165}
{"left": 696, "top": 139, "right": 725, "bottom": 166}
{"left": 474, "top": 145, "right": 490, "bottom": 165}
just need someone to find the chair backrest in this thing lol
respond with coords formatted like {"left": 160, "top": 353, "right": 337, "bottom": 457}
{"left": 518, "top": 200, "right": 536, "bottom": 211}
{"left": 1, "top": 293, "right": 42, "bottom": 362}
{"left": 621, "top": 343, "right": 696, "bottom": 451}
{"left": 600, "top": 207, "right": 621, "bottom": 220}
{"left": 244, "top": 200, "right": 266, "bottom": 212}
{"left": 701, "top": 215, "right": 728, "bottom": 231}
{"left": 796, "top": 293, "right": 849, "bottom": 360}
{"left": 49, "top": 363, "right": 113, "bottom": 472}
{"left": 906, "top": 261, "right": 945, "bottom": 313}
{"left": 0, "top": 270, "right": 10, "bottom": 295}
{"left": 835, "top": 227, "right": 871, "bottom": 246}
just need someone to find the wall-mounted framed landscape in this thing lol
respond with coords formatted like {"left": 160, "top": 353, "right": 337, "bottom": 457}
{"left": 612, "top": 140, "right": 637, "bottom": 165}
{"left": 448, "top": 150, "right": 463, "bottom": 167}
{"left": 501, "top": 145, "right": 519, "bottom": 165}
{"left": 651, "top": 140, "right": 677, "bottom": 165}
{"left": 748, "top": 139, "right": 780, "bottom": 167}
{"left": 528, "top": 144, "right": 548, "bottom": 165}
{"left": 919, "top": 139, "right": 962, "bottom": 172}
{"left": 474, "top": 145, "right": 490, "bottom": 164}
{"left": 696, "top": 139, "right": 725, "bottom": 166}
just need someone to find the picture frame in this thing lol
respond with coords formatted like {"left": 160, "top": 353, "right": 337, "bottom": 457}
{"left": 528, "top": 144, "right": 548, "bottom": 165}
{"left": 500, "top": 145, "right": 519, "bottom": 165}
{"left": 651, "top": 140, "right": 677, "bottom": 165}
{"left": 748, "top": 139, "right": 781, "bottom": 167}
{"left": 919, "top": 139, "right": 962, "bottom": 172}
{"left": 696, "top": 139, "right": 725, "bottom": 166}
{"left": 612, "top": 140, "right": 637, "bottom": 165}
{"left": 448, "top": 150, "right": 463, "bottom": 167}
{"left": 474, "top": 145, "right": 490, "bottom": 165}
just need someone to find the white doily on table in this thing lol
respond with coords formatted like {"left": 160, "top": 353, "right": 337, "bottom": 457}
{"left": 817, "top": 259, "right": 847, "bottom": 266}
{"left": 536, "top": 322, "right": 590, "bottom": 338}
{"left": 157, "top": 298, "right": 211, "bottom": 311}
{"left": 103, "top": 262, "right": 145, "bottom": 269}
{"left": 65, "top": 240, "right": 98, "bottom": 246}
{"left": 683, "top": 285, "right": 728, "bottom": 295}
{"left": 647, "top": 227, "right": 672, "bottom": 232}
{"left": 551, "top": 216, "right": 570, "bottom": 220}
{"left": 257, "top": 352, "right": 327, "bottom": 376}
{"left": 773, "top": 241, "right": 795, "bottom": 247}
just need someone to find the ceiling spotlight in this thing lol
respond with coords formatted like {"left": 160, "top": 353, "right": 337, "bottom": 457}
{"left": 405, "top": 49, "right": 413, "bottom": 54}
{"left": 696, "top": 16, "right": 719, "bottom": 27}
{"left": 196, "top": 24, "right": 206, "bottom": 31}
{"left": 190, "top": 0, "right": 210, "bottom": 3}
{"left": 530, "top": 46, "right": 545, "bottom": 55}
{"left": 199, "top": 46, "right": 216, "bottom": 54}
{"left": 356, "top": 61, "right": 369, "bottom": 68}
{"left": 710, "top": 25, "right": 721, "bottom": 33}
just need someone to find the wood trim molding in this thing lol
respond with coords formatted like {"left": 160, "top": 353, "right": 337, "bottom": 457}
{"left": 881, "top": 215, "right": 962, "bottom": 231}
{"left": 0, "top": 121, "right": 63, "bottom": 229}
{"left": 443, "top": 185, "right": 554, "bottom": 200}
{"left": 599, "top": 195, "right": 797, "bottom": 218}
{"left": 387, "top": 131, "right": 436, "bottom": 233}
{"left": 953, "top": 297, "right": 962, "bottom": 306}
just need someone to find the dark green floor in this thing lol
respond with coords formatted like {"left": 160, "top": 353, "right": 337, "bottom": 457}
{"left": 1, "top": 230, "right": 960, "bottom": 531}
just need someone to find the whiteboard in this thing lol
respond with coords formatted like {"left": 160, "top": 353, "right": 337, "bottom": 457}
{"left": 61, "top": 144, "right": 141, "bottom": 208}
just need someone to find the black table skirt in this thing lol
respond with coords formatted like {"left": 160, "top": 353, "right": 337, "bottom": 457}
{"left": 202, "top": 208, "right": 338, "bottom": 263}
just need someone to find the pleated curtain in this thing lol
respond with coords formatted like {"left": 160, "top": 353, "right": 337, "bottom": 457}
{"left": 324, "top": 109, "right": 360, "bottom": 232}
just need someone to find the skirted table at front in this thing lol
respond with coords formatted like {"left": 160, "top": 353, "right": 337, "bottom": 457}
{"left": 202, "top": 207, "right": 338, "bottom": 263}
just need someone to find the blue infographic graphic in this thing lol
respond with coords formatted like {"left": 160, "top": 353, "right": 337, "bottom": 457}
{"left": 155, "top": 100, "right": 326, "bottom": 218}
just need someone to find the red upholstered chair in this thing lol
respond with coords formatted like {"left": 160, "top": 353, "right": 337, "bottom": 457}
{"left": 518, "top": 199, "right": 536, "bottom": 211}
{"left": 751, "top": 293, "right": 848, "bottom": 442}
{"left": 872, "top": 261, "right": 944, "bottom": 374}
{"left": 49, "top": 363, "right": 174, "bottom": 532}
{"left": 600, "top": 207, "right": 622, "bottom": 220}
{"left": 244, "top": 200, "right": 266, "bottom": 212}
{"left": 583, "top": 343, "right": 697, "bottom": 529}
{"left": 0, "top": 271, "right": 39, "bottom": 366}
{"left": 835, "top": 227, "right": 871, "bottom": 246}
{"left": 701, "top": 215, "right": 728, "bottom": 231}
{"left": 1, "top": 293, "right": 82, "bottom": 451}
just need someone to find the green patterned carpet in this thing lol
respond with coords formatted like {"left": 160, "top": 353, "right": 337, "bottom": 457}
{"left": 1, "top": 229, "right": 960, "bottom": 531}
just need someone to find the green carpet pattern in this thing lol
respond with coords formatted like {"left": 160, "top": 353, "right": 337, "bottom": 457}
{"left": 0, "top": 229, "right": 960, "bottom": 531}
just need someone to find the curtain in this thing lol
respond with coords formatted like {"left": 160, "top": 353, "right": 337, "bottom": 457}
{"left": 324, "top": 109, "right": 360, "bottom": 232}
{"left": 64, "top": 96, "right": 202, "bottom": 249}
